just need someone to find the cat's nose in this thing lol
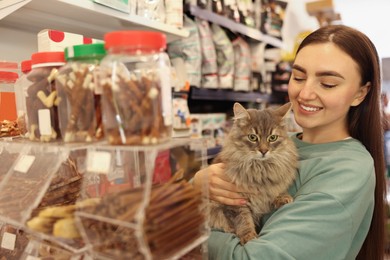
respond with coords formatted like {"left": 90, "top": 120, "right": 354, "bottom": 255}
{"left": 260, "top": 149, "right": 268, "bottom": 156}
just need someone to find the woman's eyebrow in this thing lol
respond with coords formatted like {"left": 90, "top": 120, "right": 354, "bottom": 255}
{"left": 292, "top": 64, "right": 344, "bottom": 79}
{"left": 292, "top": 64, "right": 306, "bottom": 73}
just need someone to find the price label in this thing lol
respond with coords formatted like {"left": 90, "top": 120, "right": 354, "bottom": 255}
{"left": 14, "top": 154, "right": 35, "bottom": 173}
{"left": 1, "top": 232, "right": 16, "bottom": 250}
{"left": 87, "top": 151, "right": 111, "bottom": 174}
{"left": 38, "top": 109, "right": 52, "bottom": 135}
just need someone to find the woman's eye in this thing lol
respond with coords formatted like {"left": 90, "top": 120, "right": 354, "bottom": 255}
{"left": 321, "top": 83, "right": 337, "bottom": 89}
{"left": 267, "top": 135, "right": 278, "bottom": 142}
{"left": 248, "top": 134, "right": 258, "bottom": 142}
{"left": 293, "top": 77, "right": 305, "bottom": 82}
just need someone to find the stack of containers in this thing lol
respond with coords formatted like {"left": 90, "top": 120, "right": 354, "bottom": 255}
{"left": 0, "top": 61, "right": 19, "bottom": 122}
{"left": 98, "top": 31, "right": 172, "bottom": 145}
{"left": 56, "top": 43, "right": 106, "bottom": 143}
{"left": 25, "top": 52, "right": 65, "bottom": 142}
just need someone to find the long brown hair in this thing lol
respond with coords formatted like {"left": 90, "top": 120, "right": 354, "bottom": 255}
{"left": 297, "top": 25, "right": 386, "bottom": 260}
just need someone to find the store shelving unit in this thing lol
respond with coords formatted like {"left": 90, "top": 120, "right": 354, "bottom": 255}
{"left": 0, "top": 0, "right": 189, "bottom": 42}
{"left": 190, "top": 87, "right": 271, "bottom": 103}
{"left": 188, "top": 5, "right": 283, "bottom": 48}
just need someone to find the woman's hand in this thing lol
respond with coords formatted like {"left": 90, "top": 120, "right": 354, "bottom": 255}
{"left": 193, "top": 163, "right": 247, "bottom": 206}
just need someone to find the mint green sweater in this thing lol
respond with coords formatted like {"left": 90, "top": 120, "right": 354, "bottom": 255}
{"left": 208, "top": 134, "right": 375, "bottom": 260}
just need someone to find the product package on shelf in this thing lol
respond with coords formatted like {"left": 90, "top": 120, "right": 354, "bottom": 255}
{"left": 167, "top": 15, "right": 202, "bottom": 89}
{"left": 137, "top": 0, "right": 165, "bottom": 23}
{"left": 211, "top": 24, "right": 234, "bottom": 89}
{"left": 74, "top": 139, "right": 209, "bottom": 259}
{"left": 37, "top": 29, "right": 104, "bottom": 52}
{"left": 172, "top": 94, "right": 191, "bottom": 138}
{"left": 190, "top": 113, "right": 227, "bottom": 147}
{"left": 93, "top": 0, "right": 132, "bottom": 13}
{"left": 195, "top": 17, "right": 218, "bottom": 89}
{"left": 0, "top": 60, "right": 19, "bottom": 124}
{"left": 232, "top": 36, "right": 252, "bottom": 92}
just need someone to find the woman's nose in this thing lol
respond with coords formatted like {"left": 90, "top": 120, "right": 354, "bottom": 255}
{"left": 298, "top": 82, "right": 317, "bottom": 100}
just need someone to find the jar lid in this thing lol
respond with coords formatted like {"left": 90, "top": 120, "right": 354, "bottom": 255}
{"left": 65, "top": 43, "right": 106, "bottom": 60}
{"left": 0, "top": 61, "right": 18, "bottom": 70}
{"left": 104, "top": 31, "right": 166, "bottom": 51}
{"left": 21, "top": 60, "right": 32, "bottom": 73}
{"left": 31, "top": 52, "right": 65, "bottom": 68}
{"left": 0, "top": 71, "right": 18, "bottom": 83}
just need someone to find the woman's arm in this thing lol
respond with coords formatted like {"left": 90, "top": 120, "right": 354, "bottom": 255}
{"left": 206, "top": 159, "right": 375, "bottom": 260}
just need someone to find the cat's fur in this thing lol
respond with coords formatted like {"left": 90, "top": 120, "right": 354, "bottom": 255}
{"left": 209, "top": 102, "right": 298, "bottom": 244}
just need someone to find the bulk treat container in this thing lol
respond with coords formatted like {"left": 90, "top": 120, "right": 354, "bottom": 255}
{"left": 0, "top": 61, "right": 18, "bottom": 123}
{"left": 0, "top": 140, "right": 91, "bottom": 257}
{"left": 56, "top": 43, "right": 106, "bottom": 143}
{"left": 14, "top": 59, "right": 32, "bottom": 136}
{"left": 25, "top": 52, "right": 65, "bottom": 142}
{"left": 74, "top": 139, "right": 209, "bottom": 259}
{"left": 98, "top": 31, "right": 173, "bottom": 145}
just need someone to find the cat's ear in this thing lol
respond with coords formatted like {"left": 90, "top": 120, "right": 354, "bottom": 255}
{"left": 233, "top": 102, "right": 250, "bottom": 120}
{"left": 276, "top": 102, "right": 292, "bottom": 119}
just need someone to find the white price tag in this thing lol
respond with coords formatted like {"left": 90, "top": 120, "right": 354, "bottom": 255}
{"left": 1, "top": 232, "right": 16, "bottom": 250}
{"left": 87, "top": 151, "right": 111, "bottom": 174}
{"left": 14, "top": 155, "right": 35, "bottom": 173}
{"left": 38, "top": 109, "right": 52, "bottom": 135}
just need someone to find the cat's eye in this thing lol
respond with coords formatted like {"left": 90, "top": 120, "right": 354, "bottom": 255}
{"left": 267, "top": 135, "right": 278, "bottom": 142}
{"left": 247, "top": 134, "right": 258, "bottom": 142}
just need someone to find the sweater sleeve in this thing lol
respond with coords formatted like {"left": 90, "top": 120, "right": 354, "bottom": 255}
{"left": 207, "top": 143, "right": 375, "bottom": 260}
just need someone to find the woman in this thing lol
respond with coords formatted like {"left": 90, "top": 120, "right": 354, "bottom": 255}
{"left": 193, "top": 25, "right": 386, "bottom": 259}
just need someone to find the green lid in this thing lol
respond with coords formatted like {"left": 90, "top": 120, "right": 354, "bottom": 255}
{"left": 65, "top": 43, "right": 106, "bottom": 60}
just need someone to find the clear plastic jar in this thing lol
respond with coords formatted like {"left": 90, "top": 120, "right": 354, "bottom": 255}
{"left": 14, "top": 59, "right": 32, "bottom": 136}
{"left": 99, "top": 31, "right": 173, "bottom": 145}
{"left": 56, "top": 43, "right": 106, "bottom": 143}
{"left": 26, "top": 52, "right": 65, "bottom": 142}
{"left": 0, "top": 70, "right": 18, "bottom": 122}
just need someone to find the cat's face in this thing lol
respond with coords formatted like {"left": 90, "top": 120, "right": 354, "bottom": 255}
{"left": 229, "top": 103, "right": 291, "bottom": 160}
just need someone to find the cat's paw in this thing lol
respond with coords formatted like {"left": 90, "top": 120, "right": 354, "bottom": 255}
{"left": 273, "top": 194, "right": 293, "bottom": 209}
{"left": 239, "top": 231, "right": 257, "bottom": 245}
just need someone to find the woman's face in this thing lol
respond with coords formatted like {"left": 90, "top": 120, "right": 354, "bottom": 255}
{"left": 288, "top": 42, "right": 369, "bottom": 143}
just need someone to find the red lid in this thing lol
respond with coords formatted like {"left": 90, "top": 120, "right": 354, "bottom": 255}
{"left": 31, "top": 52, "right": 65, "bottom": 66}
{"left": 0, "top": 71, "right": 18, "bottom": 83}
{"left": 21, "top": 60, "right": 32, "bottom": 73}
{"left": 104, "top": 31, "right": 166, "bottom": 51}
{"left": 0, "top": 61, "right": 18, "bottom": 70}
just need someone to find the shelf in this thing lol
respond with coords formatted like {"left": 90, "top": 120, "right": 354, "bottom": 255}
{"left": 0, "top": 0, "right": 189, "bottom": 42}
{"left": 189, "top": 5, "right": 283, "bottom": 48}
{"left": 190, "top": 87, "right": 270, "bottom": 103}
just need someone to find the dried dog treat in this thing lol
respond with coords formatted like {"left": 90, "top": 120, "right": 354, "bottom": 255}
{"left": 99, "top": 31, "right": 173, "bottom": 145}
{"left": 100, "top": 72, "right": 171, "bottom": 145}
{"left": 55, "top": 43, "right": 105, "bottom": 143}
{"left": 0, "top": 119, "right": 22, "bottom": 137}
{"left": 25, "top": 52, "right": 65, "bottom": 142}
{"left": 77, "top": 176, "right": 206, "bottom": 258}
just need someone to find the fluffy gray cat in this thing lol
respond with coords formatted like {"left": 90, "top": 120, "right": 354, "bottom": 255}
{"left": 209, "top": 102, "right": 298, "bottom": 244}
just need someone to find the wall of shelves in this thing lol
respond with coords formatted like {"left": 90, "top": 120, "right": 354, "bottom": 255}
{"left": 188, "top": 5, "right": 283, "bottom": 48}
{"left": 0, "top": 0, "right": 191, "bottom": 61}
